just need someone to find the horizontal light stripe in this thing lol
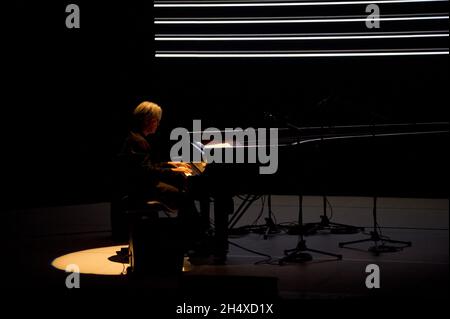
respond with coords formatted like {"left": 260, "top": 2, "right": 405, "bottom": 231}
{"left": 155, "top": 50, "right": 449, "bottom": 57}
{"left": 155, "top": 33, "right": 449, "bottom": 41}
{"left": 155, "top": 30, "right": 449, "bottom": 37}
{"left": 154, "top": 0, "right": 448, "bottom": 8}
{"left": 155, "top": 15, "right": 449, "bottom": 24}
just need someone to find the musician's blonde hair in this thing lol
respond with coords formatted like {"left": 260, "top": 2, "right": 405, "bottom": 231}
{"left": 133, "top": 101, "right": 162, "bottom": 129}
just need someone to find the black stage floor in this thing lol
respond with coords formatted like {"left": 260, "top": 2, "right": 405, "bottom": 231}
{"left": 5, "top": 196, "right": 448, "bottom": 317}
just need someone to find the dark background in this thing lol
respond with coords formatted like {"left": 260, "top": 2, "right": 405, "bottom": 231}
{"left": 3, "top": 1, "right": 448, "bottom": 209}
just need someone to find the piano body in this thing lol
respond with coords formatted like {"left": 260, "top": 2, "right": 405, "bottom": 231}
{"left": 181, "top": 121, "right": 449, "bottom": 260}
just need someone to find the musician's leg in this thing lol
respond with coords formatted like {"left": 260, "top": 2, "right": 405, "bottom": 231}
{"left": 154, "top": 182, "right": 202, "bottom": 251}
{"left": 154, "top": 181, "right": 181, "bottom": 210}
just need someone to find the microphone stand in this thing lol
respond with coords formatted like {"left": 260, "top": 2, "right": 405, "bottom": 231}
{"left": 308, "top": 121, "right": 364, "bottom": 235}
{"left": 261, "top": 195, "right": 280, "bottom": 240}
{"left": 279, "top": 121, "right": 342, "bottom": 264}
{"left": 339, "top": 121, "right": 412, "bottom": 254}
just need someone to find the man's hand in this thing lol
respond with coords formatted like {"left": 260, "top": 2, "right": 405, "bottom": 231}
{"left": 168, "top": 161, "right": 191, "bottom": 168}
{"left": 171, "top": 166, "right": 193, "bottom": 176}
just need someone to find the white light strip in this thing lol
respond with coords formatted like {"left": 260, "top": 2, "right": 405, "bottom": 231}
{"left": 156, "top": 31, "right": 447, "bottom": 36}
{"left": 154, "top": 15, "right": 449, "bottom": 24}
{"left": 154, "top": 0, "right": 448, "bottom": 8}
{"left": 155, "top": 51, "right": 449, "bottom": 57}
{"left": 155, "top": 33, "right": 449, "bottom": 41}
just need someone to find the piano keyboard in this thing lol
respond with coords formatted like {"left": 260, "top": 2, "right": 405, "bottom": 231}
{"left": 185, "top": 162, "right": 207, "bottom": 176}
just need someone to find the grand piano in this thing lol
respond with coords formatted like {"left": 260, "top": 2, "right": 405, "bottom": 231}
{"left": 182, "top": 121, "right": 449, "bottom": 261}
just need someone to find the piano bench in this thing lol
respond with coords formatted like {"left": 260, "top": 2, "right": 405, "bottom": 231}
{"left": 126, "top": 201, "right": 183, "bottom": 276}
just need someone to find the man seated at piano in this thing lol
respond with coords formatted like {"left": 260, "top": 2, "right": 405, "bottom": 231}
{"left": 119, "top": 101, "right": 206, "bottom": 250}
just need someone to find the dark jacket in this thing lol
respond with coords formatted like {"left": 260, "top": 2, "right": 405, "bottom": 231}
{"left": 118, "top": 131, "right": 181, "bottom": 199}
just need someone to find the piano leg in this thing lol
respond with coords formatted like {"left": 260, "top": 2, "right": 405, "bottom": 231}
{"left": 199, "top": 196, "right": 211, "bottom": 234}
{"left": 213, "top": 195, "right": 234, "bottom": 264}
